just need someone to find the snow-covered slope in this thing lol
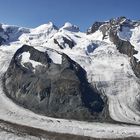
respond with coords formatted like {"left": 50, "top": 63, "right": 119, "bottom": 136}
{"left": 0, "top": 17, "right": 140, "bottom": 139}
{"left": 118, "top": 22, "right": 140, "bottom": 61}
{"left": 0, "top": 23, "right": 29, "bottom": 44}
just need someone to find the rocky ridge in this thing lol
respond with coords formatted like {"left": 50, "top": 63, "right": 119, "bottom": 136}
{"left": 3, "top": 44, "right": 106, "bottom": 121}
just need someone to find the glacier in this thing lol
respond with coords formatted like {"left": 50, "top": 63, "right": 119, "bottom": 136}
{"left": 0, "top": 17, "right": 140, "bottom": 139}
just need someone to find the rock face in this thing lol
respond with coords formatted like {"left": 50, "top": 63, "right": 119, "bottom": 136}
{"left": 109, "top": 28, "right": 140, "bottom": 78}
{"left": 0, "top": 23, "right": 30, "bottom": 45}
{"left": 3, "top": 45, "right": 105, "bottom": 121}
{"left": 0, "top": 36, "right": 5, "bottom": 45}
{"left": 107, "top": 18, "right": 140, "bottom": 78}
{"left": 0, "top": 24, "right": 6, "bottom": 45}
{"left": 88, "top": 17, "right": 140, "bottom": 78}
{"left": 87, "top": 21, "right": 105, "bottom": 35}
{"left": 54, "top": 36, "right": 76, "bottom": 49}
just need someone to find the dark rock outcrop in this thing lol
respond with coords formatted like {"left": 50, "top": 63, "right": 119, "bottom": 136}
{"left": 111, "top": 34, "right": 140, "bottom": 78}
{"left": 54, "top": 36, "right": 76, "bottom": 49}
{"left": 88, "top": 17, "right": 140, "bottom": 78}
{"left": 0, "top": 24, "right": 30, "bottom": 45}
{"left": 87, "top": 21, "right": 106, "bottom": 34}
{"left": 3, "top": 45, "right": 106, "bottom": 121}
{"left": 108, "top": 19, "right": 140, "bottom": 78}
{"left": 0, "top": 24, "right": 6, "bottom": 45}
{"left": 0, "top": 36, "right": 6, "bottom": 45}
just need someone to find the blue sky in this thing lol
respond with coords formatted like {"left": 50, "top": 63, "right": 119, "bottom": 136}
{"left": 0, "top": 0, "right": 139, "bottom": 31}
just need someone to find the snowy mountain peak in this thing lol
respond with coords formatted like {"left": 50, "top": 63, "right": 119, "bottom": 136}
{"left": 31, "top": 22, "right": 58, "bottom": 34}
{"left": 87, "top": 17, "right": 139, "bottom": 35}
{"left": 60, "top": 22, "right": 79, "bottom": 32}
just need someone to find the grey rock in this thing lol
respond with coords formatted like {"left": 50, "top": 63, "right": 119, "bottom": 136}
{"left": 0, "top": 25, "right": 30, "bottom": 45}
{"left": 88, "top": 17, "right": 140, "bottom": 78}
{"left": 54, "top": 36, "right": 76, "bottom": 49}
{"left": 87, "top": 21, "right": 106, "bottom": 35}
{"left": 108, "top": 19, "right": 140, "bottom": 78}
{"left": 3, "top": 45, "right": 106, "bottom": 121}
{"left": 0, "top": 36, "right": 5, "bottom": 45}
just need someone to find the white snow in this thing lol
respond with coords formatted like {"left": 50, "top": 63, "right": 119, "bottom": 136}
{"left": 88, "top": 30, "right": 104, "bottom": 41}
{"left": 19, "top": 22, "right": 58, "bottom": 46}
{"left": 118, "top": 26, "right": 132, "bottom": 41}
{"left": 20, "top": 51, "right": 44, "bottom": 69}
{"left": 47, "top": 50, "right": 62, "bottom": 64}
{"left": 60, "top": 22, "right": 79, "bottom": 32}
{"left": 20, "top": 49, "right": 62, "bottom": 65}
{"left": 42, "top": 23, "right": 140, "bottom": 125}
{"left": 1, "top": 24, "right": 30, "bottom": 42}
{"left": 31, "top": 22, "right": 55, "bottom": 34}
{"left": 62, "top": 41, "right": 140, "bottom": 125}
{"left": 118, "top": 25, "right": 140, "bottom": 61}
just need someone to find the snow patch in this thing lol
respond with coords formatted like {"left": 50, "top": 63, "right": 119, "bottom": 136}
{"left": 20, "top": 51, "right": 44, "bottom": 69}
{"left": 88, "top": 30, "right": 104, "bottom": 41}
{"left": 47, "top": 50, "right": 62, "bottom": 64}
{"left": 118, "top": 26, "right": 132, "bottom": 41}
{"left": 60, "top": 22, "right": 79, "bottom": 32}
